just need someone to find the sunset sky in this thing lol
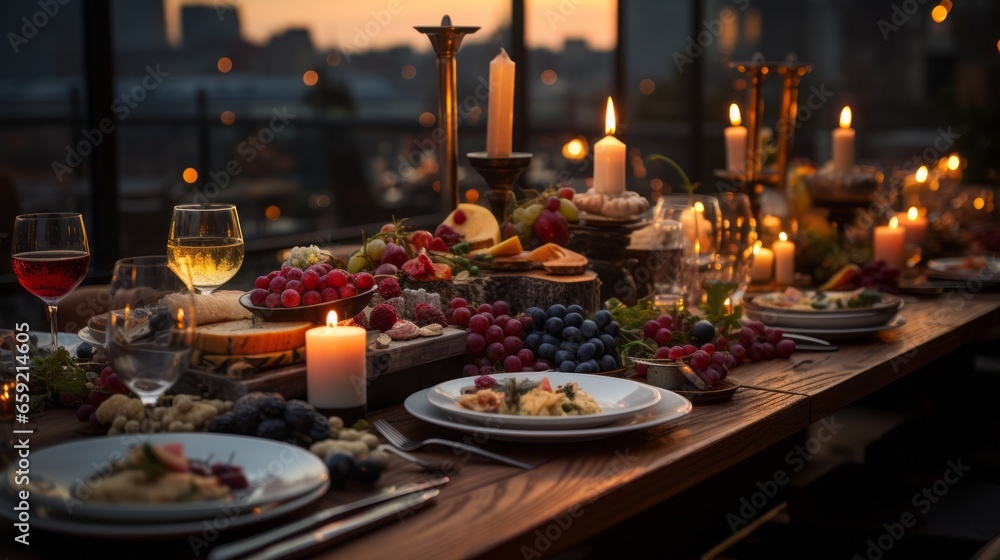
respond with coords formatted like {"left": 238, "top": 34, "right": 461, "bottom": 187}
{"left": 163, "top": 0, "right": 616, "bottom": 52}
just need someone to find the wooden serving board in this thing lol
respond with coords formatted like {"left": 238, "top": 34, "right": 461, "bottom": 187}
{"left": 176, "top": 327, "right": 468, "bottom": 408}
{"left": 402, "top": 269, "right": 601, "bottom": 314}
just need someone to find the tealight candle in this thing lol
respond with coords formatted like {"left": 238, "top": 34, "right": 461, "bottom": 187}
{"left": 832, "top": 106, "right": 855, "bottom": 175}
{"left": 750, "top": 242, "right": 774, "bottom": 283}
{"left": 724, "top": 103, "right": 748, "bottom": 174}
{"left": 306, "top": 311, "right": 367, "bottom": 422}
{"left": 873, "top": 217, "right": 906, "bottom": 269}
{"left": 593, "top": 97, "right": 626, "bottom": 195}
{"left": 893, "top": 206, "right": 928, "bottom": 246}
{"left": 774, "top": 232, "right": 795, "bottom": 285}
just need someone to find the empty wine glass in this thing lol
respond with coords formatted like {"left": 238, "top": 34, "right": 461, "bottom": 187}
{"left": 167, "top": 203, "right": 244, "bottom": 295}
{"left": 11, "top": 213, "right": 90, "bottom": 352}
{"left": 696, "top": 193, "right": 757, "bottom": 307}
{"left": 107, "top": 256, "right": 195, "bottom": 406}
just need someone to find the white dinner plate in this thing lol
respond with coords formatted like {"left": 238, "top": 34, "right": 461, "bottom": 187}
{"left": 0, "top": 478, "right": 329, "bottom": 539}
{"left": 406, "top": 386, "right": 691, "bottom": 443}
{"left": 3, "top": 433, "right": 329, "bottom": 523}
{"left": 770, "top": 314, "right": 907, "bottom": 340}
{"left": 743, "top": 292, "right": 903, "bottom": 329}
{"left": 925, "top": 257, "right": 1000, "bottom": 281}
{"left": 76, "top": 326, "right": 105, "bottom": 347}
{"left": 427, "top": 372, "right": 662, "bottom": 430}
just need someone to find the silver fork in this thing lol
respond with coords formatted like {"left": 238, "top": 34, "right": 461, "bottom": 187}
{"left": 376, "top": 445, "right": 457, "bottom": 473}
{"left": 373, "top": 419, "right": 534, "bottom": 470}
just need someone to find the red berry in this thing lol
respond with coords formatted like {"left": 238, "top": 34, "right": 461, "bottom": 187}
{"left": 682, "top": 344, "right": 698, "bottom": 356}
{"left": 101, "top": 367, "right": 114, "bottom": 379}
{"left": 716, "top": 337, "right": 729, "bottom": 351}
{"left": 266, "top": 271, "right": 279, "bottom": 280}
{"left": 249, "top": 288, "right": 269, "bottom": 306}
{"left": 88, "top": 390, "right": 110, "bottom": 408}
{"left": 642, "top": 320, "right": 661, "bottom": 340}
{"left": 268, "top": 276, "right": 287, "bottom": 293}
{"left": 477, "top": 303, "right": 494, "bottom": 315}
{"left": 480, "top": 366, "right": 494, "bottom": 376}
{"left": 545, "top": 196, "right": 560, "bottom": 212}
{"left": 451, "top": 297, "right": 468, "bottom": 310}
{"left": 502, "top": 336, "right": 523, "bottom": 354}
{"left": 485, "top": 325, "right": 504, "bottom": 344}
{"left": 657, "top": 314, "right": 673, "bottom": 329}
{"left": 327, "top": 270, "right": 349, "bottom": 288}
{"left": 338, "top": 284, "right": 358, "bottom": 298}
{"left": 453, "top": 307, "right": 472, "bottom": 327}
{"left": 354, "top": 272, "right": 375, "bottom": 291}
{"left": 558, "top": 186, "right": 575, "bottom": 200}
{"left": 286, "top": 268, "right": 303, "bottom": 281}
{"left": 462, "top": 364, "right": 480, "bottom": 377}
{"left": 492, "top": 315, "right": 510, "bottom": 329}
{"left": 453, "top": 209, "right": 466, "bottom": 225}
{"left": 700, "top": 343, "right": 716, "bottom": 356}
{"left": 503, "top": 355, "right": 522, "bottom": 372}
{"left": 492, "top": 300, "right": 510, "bottom": 316}
{"left": 486, "top": 342, "right": 505, "bottom": 362}
{"left": 765, "top": 328, "right": 784, "bottom": 345}
{"left": 76, "top": 403, "right": 96, "bottom": 423}
{"left": 654, "top": 328, "right": 673, "bottom": 347}
{"left": 668, "top": 346, "right": 684, "bottom": 360}
{"left": 321, "top": 288, "right": 340, "bottom": 302}
{"left": 654, "top": 346, "right": 672, "bottom": 359}
{"left": 285, "top": 280, "right": 305, "bottom": 294}
{"left": 104, "top": 373, "right": 126, "bottom": 394}
{"left": 517, "top": 349, "right": 535, "bottom": 367}
{"left": 467, "top": 333, "right": 486, "bottom": 353}
{"left": 503, "top": 319, "right": 523, "bottom": 337}
{"left": 255, "top": 276, "right": 270, "bottom": 289}
{"left": 776, "top": 339, "right": 796, "bottom": 358}
{"left": 468, "top": 314, "right": 489, "bottom": 333}
{"left": 281, "top": 289, "right": 301, "bottom": 307}
{"left": 265, "top": 293, "right": 282, "bottom": 308}
{"left": 301, "top": 270, "right": 320, "bottom": 290}
{"left": 280, "top": 264, "right": 292, "bottom": 276}
{"left": 302, "top": 291, "right": 322, "bottom": 306}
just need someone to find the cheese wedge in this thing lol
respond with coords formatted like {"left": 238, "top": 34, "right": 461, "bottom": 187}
{"left": 193, "top": 319, "right": 313, "bottom": 355}
{"left": 441, "top": 203, "right": 502, "bottom": 250}
{"left": 192, "top": 346, "right": 306, "bottom": 373}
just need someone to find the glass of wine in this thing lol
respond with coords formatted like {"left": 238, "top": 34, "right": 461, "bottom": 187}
{"left": 167, "top": 203, "right": 244, "bottom": 295}
{"left": 697, "top": 193, "right": 758, "bottom": 308}
{"left": 107, "top": 256, "right": 195, "bottom": 406}
{"left": 11, "top": 213, "right": 90, "bottom": 352}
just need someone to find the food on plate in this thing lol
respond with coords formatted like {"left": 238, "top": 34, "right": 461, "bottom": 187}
{"left": 87, "top": 442, "right": 247, "bottom": 504}
{"left": 944, "top": 255, "right": 997, "bottom": 272}
{"left": 572, "top": 189, "right": 650, "bottom": 219}
{"left": 751, "top": 287, "right": 888, "bottom": 310}
{"left": 440, "top": 203, "right": 502, "bottom": 250}
{"left": 164, "top": 289, "right": 252, "bottom": 324}
{"left": 457, "top": 376, "right": 602, "bottom": 416}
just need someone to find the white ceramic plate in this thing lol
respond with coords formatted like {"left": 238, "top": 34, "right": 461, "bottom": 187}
{"left": 926, "top": 257, "right": 1000, "bottom": 281}
{"left": 743, "top": 292, "right": 903, "bottom": 329}
{"left": 407, "top": 386, "right": 691, "bottom": 443}
{"left": 427, "top": 372, "right": 662, "bottom": 430}
{"left": 0, "top": 478, "right": 329, "bottom": 539}
{"left": 3, "top": 433, "right": 328, "bottom": 523}
{"left": 773, "top": 314, "right": 907, "bottom": 340}
{"left": 77, "top": 326, "right": 105, "bottom": 347}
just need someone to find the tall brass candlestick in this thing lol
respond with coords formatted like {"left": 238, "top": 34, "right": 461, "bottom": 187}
{"left": 415, "top": 15, "right": 479, "bottom": 213}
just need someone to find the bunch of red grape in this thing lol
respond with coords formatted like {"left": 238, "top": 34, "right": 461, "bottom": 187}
{"left": 76, "top": 366, "right": 130, "bottom": 430}
{"left": 859, "top": 260, "right": 901, "bottom": 293}
{"left": 249, "top": 265, "right": 375, "bottom": 308}
{"left": 446, "top": 298, "right": 545, "bottom": 375}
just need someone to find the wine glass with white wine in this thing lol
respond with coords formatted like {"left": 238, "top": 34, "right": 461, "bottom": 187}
{"left": 167, "top": 203, "right": 244, "bottom": 295}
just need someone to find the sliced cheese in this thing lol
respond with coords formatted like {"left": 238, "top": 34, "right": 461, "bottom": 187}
{"left": 192, "top": 346, "right": 305, "bottom": 373}
{"left": 193, "top": 319, "right": 313, "bottom": 355}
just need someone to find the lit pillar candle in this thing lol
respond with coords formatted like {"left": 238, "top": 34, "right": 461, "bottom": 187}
{"left": 593, "top": 97, "right": 626, "bottom": 195}
{"left": 832, "top": 106, "right": 855, "bottom": 175}
{"left": 873, "top": 217, "right": 906, "bottom": 269}
{"left": 725, "top": 103, "right": 748, "bottom": 174}
{"left": 486, "top": 48, "right": 515, "bottom": 157}
{"left": 773, "top": 232, "right": 795, "bottom": 285}
{"left": 894, "top": 206, "right": 928, "bottom": 246}
{"left": 306, "top": 311, "right": 367, "bottom": 411}
{"left": 750, "top": 242, "right": 774, "bottom": 283}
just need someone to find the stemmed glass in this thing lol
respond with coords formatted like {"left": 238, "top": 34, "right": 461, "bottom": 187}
{"left": 697, "top": 193, "right": 758, "bottom": 307}
{"left": 167, "top": 203, "right": 244, "bottom": 295}
{"left": 107, "top": 256, "right": 195, "bottom": 406}
{"left": 11, "top": 213, "right": 90, "bottom": 352}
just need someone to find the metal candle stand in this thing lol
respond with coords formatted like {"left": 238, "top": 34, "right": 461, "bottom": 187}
{"left": 466, "top": 152, "right": 533, "bottom": 225}
{"left": 415, "top": 16, "right": 479, "bottom": 213}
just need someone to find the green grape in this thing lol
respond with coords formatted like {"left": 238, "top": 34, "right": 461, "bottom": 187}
{"left": 524, "top": 204, "right": 543, "bottom": 225}
{"left": 512, "top": 207, "right": 525, "bottom": 223}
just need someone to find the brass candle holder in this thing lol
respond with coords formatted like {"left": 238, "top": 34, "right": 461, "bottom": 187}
{"left": 466, "top": 152, "right": 533, "bottom": 224}
{"left": 415, "top": 15, "right": 480, "bottom": 213}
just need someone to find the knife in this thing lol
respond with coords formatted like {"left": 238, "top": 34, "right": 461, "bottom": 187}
{"left": 783, "top": 333, "right": 838, "bottom": 352}
{"left": 207, "top": 477, "right": 448, "bottom": 560}
{"left": 242, "top": 489, "right": 440, "bottom": 560}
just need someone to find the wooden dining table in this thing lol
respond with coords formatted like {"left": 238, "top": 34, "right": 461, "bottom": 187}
{"left": 2, "top": 293, "right": 999, "bottom": 559}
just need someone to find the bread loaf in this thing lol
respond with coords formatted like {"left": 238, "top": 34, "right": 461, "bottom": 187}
{"left": 164, "top": 290, "right": 252, "bottom": 326}
{"left": 193, "top": 319, "right": 313, "bottom": 355}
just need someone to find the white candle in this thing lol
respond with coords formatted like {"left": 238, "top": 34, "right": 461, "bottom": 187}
{"left": 873, "top": 217, "right": 906, "bottom": 269}
{"left": 306, "top": 311, "right": 367, "bottom": 409}
{"left": 486, "top": 48, "right": 515, "bottom": 158}
{"left": 593, "top": 97, "right": 626, "bottom": 195}
{"left": 750, "top": 243, "right": 774, "bottom": 283}
{"left": 724, "top": 103, "right": 748, "bottom": 174}
{"left": 832, "top": 106, "right": 855, "bottom": 175}
{"left": 773, "top": 232, "right": 795, "bottom": 285}
{"left": 894, "top": 207, "right": 928, "bottom": 246}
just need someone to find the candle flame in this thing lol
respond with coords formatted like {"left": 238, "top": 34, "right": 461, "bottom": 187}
{"left": 604, "top": 97, "right": 616, "bottom": 136}
{"left": 176, "top": 308, "right": 185, "bottom": 329}
{"left": 729, "top": 103, "right": 741, "bottom": 127}
{"left": 327, "top": 311, "right": 338, "bottom": 327}
{"left": 889, "top": 217, "right": 899, "bottom": 229}
{"left": 753, "top": 241, "right": 761, "bottom": 255}
{"left": 779, "top": 232, "right": 788, "bottom": 242}
{"left": 947, "top": 155, "right": 960, "bottom": 171}
{"left": 839, "top": 106, "right": 852, "bottom": 129}
{"left": 916, "top": 165, "right": 928, "bottom": 182}
{"left": 693, "top": 201, "right": 705, "bottom": 213}
{"left": 907, "top": 207, "right": 918, "bottom": 221}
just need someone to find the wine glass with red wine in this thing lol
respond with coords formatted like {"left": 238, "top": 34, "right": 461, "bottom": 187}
{"left": 11, "top": 213, "right": 90, "bottom": 353}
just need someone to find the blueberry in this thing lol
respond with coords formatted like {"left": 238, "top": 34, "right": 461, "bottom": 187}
{"left": 599, "top": 334, "right": 617, "bottom": 353}
{"left": 558, "top": 360, "right": 577, "bottom": 372}
{"left": 544, "top": 317, "right": 565, "bottom": 336}
{"left": 599, "top": 354, "right": 618, "bottom": 372}
{"left": 562, "top": 326, "right": 582, "bottom": 343}
{"left": 577, "top": 342, "right": 597, "bottom": 361}
{"left": 325, "top": 452, "right": 358, "bottom": 489}
{"left": 593, "top": 309, "right": 613, "bottom": 328}
{"left": 588, "top": 338, "right": 605, "bottom": 356}
{"left": 602, "top": 321, "right": 620, "bottom": 337}
{"left": 256, "top": 418, "right": 289, "bottom": 440}
{"left": 538, "top": 343, "right": 558, "bottom": 360}
{"left": 284, "top": 400, "right": 317, "bottom": 432}
{"left": 542, "top": 333, "right": 561, "bottom": 347}
{"left": 76, "top": 343, "right": 95, "bottom": 360}
{"left": 524, "top": 333, "right": 541, "bottom": 351}
{"left": 308, "top": 412, "right": 331, "bottom": 441}
{"left": 563, "top": 312, "right": 584, "bottom": 328}
{"left": 690, "top": 320, "right": 716, "bottom": 346}
{"left": 208, "top": 411, "right": 241, "bottom": 434}
{"left": 574, "top": 361, "right": 595, "bottom": 373}
{"left": 567, "top": 304, "right": 585, "bottom": 315}
{"left": 547, "top": 304, "right": 567, "bottom": 319}
{"left": 580, "top": 320, "right": 599, "bottom": 339}
{"left": 554, "top": 350, "right": 574, "bottom": 364}
{"left": 355, "top": 458, "right": 381, "bottom": 484}
{"left": 559, "top": 341, "right": 580, "bottom": 355}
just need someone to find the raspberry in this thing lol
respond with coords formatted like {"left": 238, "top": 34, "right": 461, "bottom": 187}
{"left": 368, "top": 303, "right": 398, "bottom": 332}
{"left": 474, "top": 375, "right": 497, "bottom": 390}
{"left": 413, "top": 303, "right": 447, "bottom": 328}
{"left": 376, "top": 277, "right": 402, "bottom": 299}
{"left": 453, "top": 209, "right": 466, "bottom": 225}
